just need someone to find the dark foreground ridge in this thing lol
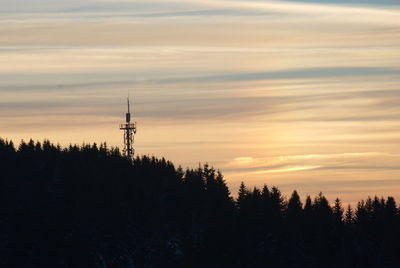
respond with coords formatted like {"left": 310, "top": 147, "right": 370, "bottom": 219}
{"left": 0, "top": 138, "right": 399, "bottom": 268}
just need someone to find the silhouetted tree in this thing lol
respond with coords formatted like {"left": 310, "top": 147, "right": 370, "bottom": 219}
{"left": 287, "top": 190, "right": 302, "bottom": 220}
{"left": 345, "top": 204, "right": 353, "bottom": 224}
{"left": 332, "top": 198, "right": 344, "bottom": 224}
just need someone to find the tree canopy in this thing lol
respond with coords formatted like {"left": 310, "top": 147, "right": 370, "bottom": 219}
{"left": 0, "top": 138, "right": 399, "bottom": 267}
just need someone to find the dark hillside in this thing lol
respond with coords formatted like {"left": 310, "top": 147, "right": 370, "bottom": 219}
{"left": 0, "top": 139, "right": 399, "bottom": 267}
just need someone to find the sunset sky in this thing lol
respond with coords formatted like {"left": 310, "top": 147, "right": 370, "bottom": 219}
{"left": 2, "top": 0, "right": 400, "bottom": 204}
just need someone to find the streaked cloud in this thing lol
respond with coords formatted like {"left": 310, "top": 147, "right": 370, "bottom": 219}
{"left": 224, "top": 152, "right": 398, "bottom": 174}
{"left": 1, "top": 0, "right": 400, "bottom": 204}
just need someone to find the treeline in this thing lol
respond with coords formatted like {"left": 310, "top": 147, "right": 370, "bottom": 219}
{"left": 0, "top": 139, "right": 399, "bottom": 267}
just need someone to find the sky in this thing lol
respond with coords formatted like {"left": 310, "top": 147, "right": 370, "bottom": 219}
{"left": 1, "top": 0, "right": 400, "bottom": 204}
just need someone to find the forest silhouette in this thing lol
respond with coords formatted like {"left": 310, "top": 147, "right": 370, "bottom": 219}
{"left": 0, "top": 138, "right": 399, "bottom": 268}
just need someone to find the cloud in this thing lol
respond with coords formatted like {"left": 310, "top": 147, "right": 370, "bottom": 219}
{"left": 155, "top": 67, "right": 400, "bottom": 83}
{"left": 231, "top": 156, "right": 255, "bottom": 166}
{"left": 284, "top": 0, "right": 400, "bottom": 5}
{"left": 2, "top": 71, "right": 400, "bottom": 124}
{"left": 1, "top": 66, "right": 398, "bottom": 90}
{"left": 223, "top": 152, "right": 400, "bottom": 175}
{"left": 255, "top": 165, "right": 322, "bottom": 174}
{"left": 2, "top": 0, "right": 400, "bottom": 205}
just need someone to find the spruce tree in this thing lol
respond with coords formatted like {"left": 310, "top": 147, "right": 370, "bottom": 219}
{"left": 345, "top": 205, "right": 353, "bottom": 224}
{"left": 332, "top": 198, "right": 344, "bottom": 223}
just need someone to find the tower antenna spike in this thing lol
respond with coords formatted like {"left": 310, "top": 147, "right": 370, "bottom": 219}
{"left": 120, "top": 94, "right": 137, "bottom": 162}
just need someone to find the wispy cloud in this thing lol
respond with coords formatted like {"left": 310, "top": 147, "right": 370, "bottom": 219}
{"left": 224, "top": 152, "right": 400, "bottom": 175}
{"left": 2, "top": 0, "right": 400, "bottom": 204}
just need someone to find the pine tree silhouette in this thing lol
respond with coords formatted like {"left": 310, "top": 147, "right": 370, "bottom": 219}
{"left": 1, "top": 138, "right": 400, "bottom": 267}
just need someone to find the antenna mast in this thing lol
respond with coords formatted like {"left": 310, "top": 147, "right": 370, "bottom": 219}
{"left": 120, "top": 97, "right": 137, "bottom": 161}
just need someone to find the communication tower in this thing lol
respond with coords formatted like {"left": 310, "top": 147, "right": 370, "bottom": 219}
{"left": 120, "top": 98, "right": 136, "bottom": 161}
